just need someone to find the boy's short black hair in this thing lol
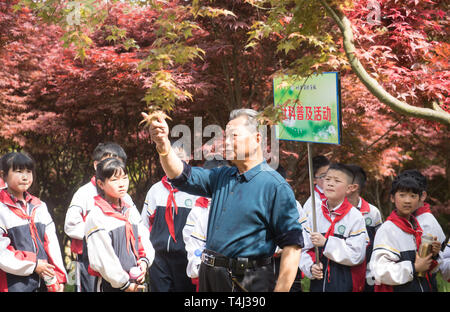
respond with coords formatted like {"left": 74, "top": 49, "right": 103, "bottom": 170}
{"left": 327, "top": 163, "right": 355, "bottom": 183}
{"left": 92, "top": 142, "right": 127, "bottom": 163}
{"left": 347, "top": 164, "right": 367, "bottom": 192}
{"left": 0, "top": 152, "right": 35, "bottom": 176}
{"left": 398, "top": 169, "right": 427, "bottom": 193}
{"left": 390, "top": 176, "right": 422, "bottom": 196}
{"left": 312, "top": 155, "right": 330, "bottom": 175}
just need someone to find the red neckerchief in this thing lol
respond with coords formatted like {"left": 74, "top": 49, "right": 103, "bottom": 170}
{"left": 414, "top": 203, "right": 431, "bottom": 217}
{"left": 195, "top": 197, "right": 209, "bottom": 209}
{"left": 71, "top": 176, "right": 96, "bottom": 255}
{"left": 94, "top": 195, "right": 139, "bottom": 259}
{"left": 321, "top": 197, "right": 353, "bottom": 283}
{"left": 358, "top": 197, "right": 370, "bottom": 214}
{"left": 161, "top": 176, "right": 179, "bottom": 243}
{"left": 321, "top": 197, "right": 353, "bottom": 239}
{"left": 0, "top": 189, "right": 43, "bottom": 254}
{"left": 314, "top": 185, "right": 327, "bottom": 202}
{"left": 386, "top": 210, "right": 423, "bottom": 250}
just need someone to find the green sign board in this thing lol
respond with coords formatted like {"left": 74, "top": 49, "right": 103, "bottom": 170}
{"left": 273, "top": 72, "right": 342, "bottom": 145}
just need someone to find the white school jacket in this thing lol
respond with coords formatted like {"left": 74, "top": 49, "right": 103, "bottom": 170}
{"left": 439, "top": 242, "right": 450, "bottom": 282}
{"left": 183, "top": 199, "right": 210, "bottom": 279}
{"left": 369, "top": 220, "right": 438, "bottom": 291}
{"left": 356, "top": 197, "right": 382, "bottom": 285}
{"left": 0, "top": 190, "right": 67, "bottom": 291}
{"left": 302, "top": 186, "right": 325, "bottom": 221}
{"left": 415, "top": 210, "right": 446, "bottom": 245}
{"left": 299, "top": 200, "right": 369, "bottom": 289}
{"left": 85, "top": 196, "right": 154, "bottom": 290}
{"left": 64, "top": 177, "right": 133, "bottom": 242}
{"left": 141, "top": 180, "right": 200, "bottom": 254}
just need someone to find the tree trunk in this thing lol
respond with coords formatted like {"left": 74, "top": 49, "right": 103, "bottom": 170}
{"left": 319, "top": 0, "right": 450, "bottom": 126}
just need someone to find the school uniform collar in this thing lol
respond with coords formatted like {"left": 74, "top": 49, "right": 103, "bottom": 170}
{"left": 414, "top": 202, "right": 431, "bottom": 217}
{"left": 387, "top": 210, "right": 423, "bottom": 250}
{"left": 314, "top": 185, "right": 327, "bottom": 202}
{"left": 94, "top": 195, "right": 130, "bottom": 214}
{"left": 315, "top": 185, "right": 324, "bottom": 195}
{"left": 94, "top": 195, "right": 138, "bottom": 259}
{"left": 0, "top": 188, "right": 40, "bottom": 210}
{"left": 0, "top": 189, "right": 43, "bottom": 255}
{"left": 325, "top": 199, "right": 347, "bottom": 215}
{"left": 357, "top": 197, "right": 370, "bottom": 214}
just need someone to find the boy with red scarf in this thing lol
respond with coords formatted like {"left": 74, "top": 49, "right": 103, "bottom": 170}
{"left": 370, "top": 175, "right": 438, "bottom": 292}
{"left": 299, "top": 163, "right": 369, "bottom": 292}
{"left": 346, "top": 164, "right": 382, "bottom": 291}
{"left": 396, "top": 170, "right": 445, "bottom": 291}
{"left": 302, "top": 155, "right": 330, "bottom": 219}
{"left": 141, "top": 145, "right": 199, "bottom": 292}
{"left": 398, "top": 170, "right": 445, "bottom": 245}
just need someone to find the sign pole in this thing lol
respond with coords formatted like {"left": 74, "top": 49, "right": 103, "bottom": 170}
{"left": 307, "top": 142, "right": 320, "bottom": 264}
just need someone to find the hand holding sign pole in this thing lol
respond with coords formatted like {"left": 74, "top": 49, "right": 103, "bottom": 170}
{"left": 307, "top": 142, "right": 320, "bottom": 264}
{"left": 274, "top": 72, "right": 342, "bottom": 265}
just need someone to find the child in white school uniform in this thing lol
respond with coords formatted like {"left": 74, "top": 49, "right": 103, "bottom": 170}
{"left": 64, "top": 142, "right": 134, "bottom": 292}
{"left": 369, "top": 176, "right": 437, "bottom": 292}
{"left": 85, "top": 158, "right": 154, "bottom": 292}
{"left": 346, "top": 164, "right": 383, "bottom": 291}
{"left": 141, "top": 146, "right": 202, "bottom": 292}
{"left": 439, "top": 242, "right": 450, "bottom": 282}
{"left": 299, "top": 163, "right": 368, "bottom": 292}
{"left": 182, "top": 159, "right": 229, "bottom": 290}
{"left": 0, "top": 152, "right": 67, "bottom": 292}
{"left": 398, "top": 170, "right": 445, "bottom": 243}
{"left": 302, "top": 155, "right": 330, "bottom": 218}
{"left": 397, "top": 169, "right": 445, "bottom": 291}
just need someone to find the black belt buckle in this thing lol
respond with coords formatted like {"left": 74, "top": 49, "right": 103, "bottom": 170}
{"left": 234, "top": 257, "right": 248, "bottom": 275}
{"left": 202, "top": 253, "right": 215, "bottom": 267}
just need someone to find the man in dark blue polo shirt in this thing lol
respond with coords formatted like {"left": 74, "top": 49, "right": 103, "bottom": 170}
{"left": 146, "top": 108, "right": 303, "bottom": 292}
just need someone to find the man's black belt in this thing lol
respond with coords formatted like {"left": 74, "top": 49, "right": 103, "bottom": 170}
{"left": 201, "top": 249, "right": 272, "bottom": 275}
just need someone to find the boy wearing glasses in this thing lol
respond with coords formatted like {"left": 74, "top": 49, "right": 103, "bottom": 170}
{"left": 303, "top": 155, "right": 330, "bottom": 220}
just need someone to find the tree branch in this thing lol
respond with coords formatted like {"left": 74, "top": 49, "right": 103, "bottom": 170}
{"left": 319, "top": 0, "right": 450, "bottom": 126}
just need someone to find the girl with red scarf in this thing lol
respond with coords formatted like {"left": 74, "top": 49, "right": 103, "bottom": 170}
{"left": 0, "top": 152, "right": 67, "bottom": 292}
{"left": 85, "top": 158, "right": 154, "bottom": 292}
{"left": 370, "top": 176, "right": 436, "bottom": 292}
{"left": 64, "top": 142, "right": 132, "bottom": 292}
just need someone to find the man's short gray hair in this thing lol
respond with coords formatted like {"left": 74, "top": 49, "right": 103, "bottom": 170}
{"left": 229, "top": 108, "right": 260, "bottom": 133}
